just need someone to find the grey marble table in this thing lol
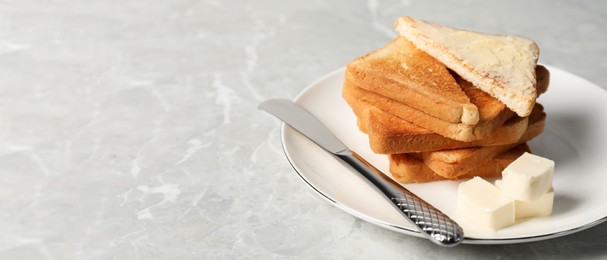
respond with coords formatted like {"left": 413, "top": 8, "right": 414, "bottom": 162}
{"left": 1, "top": 0, "right": 606, "bottom": 259}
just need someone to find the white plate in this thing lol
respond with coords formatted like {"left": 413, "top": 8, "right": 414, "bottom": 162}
{"left": 281, "top": 65, "right": 607, "bottom": 244}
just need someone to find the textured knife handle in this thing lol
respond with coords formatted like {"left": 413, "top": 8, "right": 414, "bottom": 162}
{"left": 338, "top": 151, "right": 464, "bottom": 246}
{"left": 389, "top": 188, "right": 464, "bottom": 246}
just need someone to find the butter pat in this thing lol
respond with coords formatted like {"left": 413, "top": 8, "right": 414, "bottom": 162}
{"left": 458, "top": 177, "right": 514, "bottom": 230}
{"left": 500, "top": 152, "right": 554, "bottom": 202}
{"left": 515, "top": 188, "right": 554, "bottom": 218}
{"left": 496, "top": 181, "right": 554, "bottom": 219}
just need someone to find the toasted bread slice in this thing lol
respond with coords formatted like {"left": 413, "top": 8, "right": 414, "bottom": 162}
{"left": 344, "top": 66, "right": 549, "bottom": 152}
{"left": 345, "top": 36, "right": 479, "bottom": 125}
{"left": 359, "top": 101, "right": 543, "bottom": 158}
{"left": 343, "top": 80, "right": 481, "bottom": 141}
{"left": 395, "top": 16, "right": 540, "bottom": 117}
{"left": 418, "top": 105, "right": 544, "bottom": 178}
{"left": 358, "top": 104, "right": 527, "bottom": 153}
{"left": 389, "top": 143, "right": 530, "bottom": 183}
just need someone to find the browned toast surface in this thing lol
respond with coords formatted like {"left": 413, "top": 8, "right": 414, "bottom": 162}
{"left": 389, "top": 143, "right": 530, "bottom": 183}
{"left": 343, "top": 80, "right": 480, "bottom": 141}
{"left": 343, "top": 66, "right": 549, "bottom": 152}
{"left": 346, "top": 36, "right": 479, "bottom": 125}
{"left": 402, "top": 106, "right": 544, "bottom": 178}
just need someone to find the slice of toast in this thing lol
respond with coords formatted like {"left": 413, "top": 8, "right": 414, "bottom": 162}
{"left": 345, "top": 36, "right": 479, "bottom": 125}
{"left": 343, "top": 80, "right": 482, "bottom": 141}
{"left": 395, "top": 16, "right": 540, "bottom": 117}
{"left": 358, "top": 101, "right": 543, "bottom": 157}
{"left": 389, "top": 143, "right": 530, "bottom": 183}
{"left": 421, "top": 105, "right": 544, "bottom": 178}
{"left": 344, "top": 66, "right": 549, "bottom": 152}
{"left": 358, "top": 104, "right": 527, "bottom": 153}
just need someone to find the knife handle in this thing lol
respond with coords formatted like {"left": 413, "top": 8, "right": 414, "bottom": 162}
{"left": 336, "top": 150, "right": 464, "bottom": 247}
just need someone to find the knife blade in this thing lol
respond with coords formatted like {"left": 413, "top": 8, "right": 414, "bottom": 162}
{"left": 259, "top": 98, "right": 464, "bottom": 247}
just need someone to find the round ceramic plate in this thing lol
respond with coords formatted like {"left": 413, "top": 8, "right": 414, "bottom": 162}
{"left": 280, "top": 65, "right": 607, "bottom": 244}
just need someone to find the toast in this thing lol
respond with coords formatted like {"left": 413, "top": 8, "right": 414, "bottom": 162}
{"left": 343, "top": 80, "right": 484, "bottom": 141}
{"left": 345, "top": 36, "right": 479, "bottom": 125}
{"left": 395, "top": 16, "right": 540, "bottom": 117}
{"left": 421, "top": 105, "right": 544, "bottom": 178}
{"left": 344, "top": 66, "right": 549, "bottom": 153}
{"left": 390, "top": 143, "right": 530, "bottom": 183}
{"left": 360, "top": 105, "right": 528, "bottom": 153}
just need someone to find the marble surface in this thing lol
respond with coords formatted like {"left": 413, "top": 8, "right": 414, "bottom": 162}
{"left": 1, "top": 0, "right": 606, "bottom": 259}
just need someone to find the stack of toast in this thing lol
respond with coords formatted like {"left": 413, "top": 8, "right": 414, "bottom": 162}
{"left": 343, "top": 17, "right": 549, "bottom": 183}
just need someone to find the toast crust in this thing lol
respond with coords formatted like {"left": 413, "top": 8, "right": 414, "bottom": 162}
{"left": 419, "top": 105, "right": 545, "bottom": 178}
{"left": 361, "top": 105, "right": 530, "bottom": 153}
{"left": 389, "top": 144, "right": 530, "bottom": 183}
{"left": 343, "top": 80, "right": 478, "bottom": 141}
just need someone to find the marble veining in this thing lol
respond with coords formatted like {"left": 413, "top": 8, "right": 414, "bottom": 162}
{"left": 0, "top": 0, "right": 606, "bottom": 259}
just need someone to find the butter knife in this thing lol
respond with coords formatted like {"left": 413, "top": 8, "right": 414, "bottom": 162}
{"left": 259, "top": 99, "right": 464, "bottom": 247}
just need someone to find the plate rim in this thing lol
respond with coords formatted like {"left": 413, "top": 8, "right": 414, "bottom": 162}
{"left": 280, "top": 64, "right": 607, "bottom": 245}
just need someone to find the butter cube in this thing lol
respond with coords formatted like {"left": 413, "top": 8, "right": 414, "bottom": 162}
{"left": 500, "top": 152, "right": 554, "bottom": 202}
{"left": 496, "top": 180, "right": 554, "bottom": 219}
{"left": 515, "top": 188, "right": 554, "bottom": 218}
{"left": 458, "top": 177, "right": 515, "bottom": 230}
